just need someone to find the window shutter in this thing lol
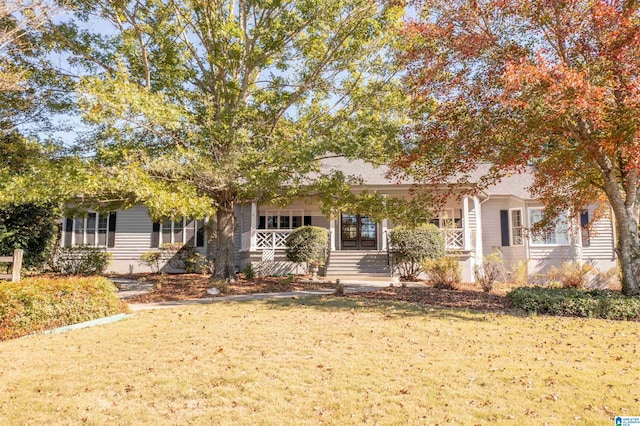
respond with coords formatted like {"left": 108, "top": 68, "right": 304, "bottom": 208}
{"left": 303, "top": 216, "right": 312, "bottom": 226}
{"left": 64, "top": 218, "right": 73, "bottom": 247}
{"left": 580, "top": 210, "right": 590, "bottom": 247}
{"left": 107, "top": 212, "right": 117, "bottom": 247}
{"left": 151, "top": 222, "right": 160, "bottom": 248}
{"left": 500, "top": 210, "right": 510, "bottom": 246}
{"left": 196, "top": 221, "right": 205, "bottom": 248}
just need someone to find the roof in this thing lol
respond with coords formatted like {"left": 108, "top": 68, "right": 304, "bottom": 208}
{"left": 319, "top": 156, "right": 535, "bottom": 199}
{"left": 319, "top": 156, "right": 403, "bottom": 186}
{"left": 483, "top": 170, "right": 535, "bottom": 200}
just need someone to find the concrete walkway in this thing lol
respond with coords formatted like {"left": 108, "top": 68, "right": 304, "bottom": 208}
{"left": 116, "top": 278, "right": 419, "bottom": 311}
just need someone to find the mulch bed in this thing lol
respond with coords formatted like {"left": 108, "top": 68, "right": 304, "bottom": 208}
{"left": 120, "top": 273, "right": 511, "bottom": 313}
{"left": 124, "top": 273, "right": 338, "bottom": 303}
{"left": 346, "top": 286, "right": 510, "bottom": 313}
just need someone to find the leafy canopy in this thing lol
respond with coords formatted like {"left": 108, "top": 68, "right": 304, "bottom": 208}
{"left": 397, "top": 0, "right": 640, "bottom": 294}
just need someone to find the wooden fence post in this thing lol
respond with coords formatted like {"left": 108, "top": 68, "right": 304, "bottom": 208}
{"left": 11, "top": 249, "right": 23, "bottom": 282}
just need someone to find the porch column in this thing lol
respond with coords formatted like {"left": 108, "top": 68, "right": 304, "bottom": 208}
{"left": 381, "top": 219, "right": 388, "bottom": 250}
{"left": 250, "top": 202, "right": 257, "bottom": 251}
{"left": 463, "top": 195, "right": 471, "bottom": 251}
{"left": 473, "top": 196, "right": 483, "bottom": 261}
{"left": 329, "top": 216, "right": 337, "bottom": 251}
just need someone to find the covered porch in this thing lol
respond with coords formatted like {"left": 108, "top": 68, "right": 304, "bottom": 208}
{"left": 238, "top": 196, "right": 483, "bottom": 255}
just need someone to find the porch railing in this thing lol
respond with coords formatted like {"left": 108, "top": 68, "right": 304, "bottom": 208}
{"left": 250, "top": 228, "right": 466, "bottom": 251}
{"left": 255, "top": 230, "right": 292, "bottom": 249}
{"left": 442, "top": 228, "right": 465, "bottom": 250}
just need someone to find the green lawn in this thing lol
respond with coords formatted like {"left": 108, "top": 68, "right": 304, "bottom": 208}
{"left": 0, "top": 298, "right": 638, "bottom": 425}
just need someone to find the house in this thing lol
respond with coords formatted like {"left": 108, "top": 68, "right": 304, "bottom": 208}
{"left": 61, "top": 157, "right": 618, "bottom": 281}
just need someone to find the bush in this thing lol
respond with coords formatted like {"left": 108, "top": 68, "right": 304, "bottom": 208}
{"left": 160, "top": 243, "right": 199, "bottom": 271}
{"left": 507, "top": 287, "right": 640, "bottom": 320}
{"left": 510, "top": 260, "right": 529, "bottom": 285}
{"left": 546, "top": 261, "right": 594, "bottom": 289}
{"left": 285, "top": 226, "right": 328, "bottom": 267}
{"left": 242, "top": 262, "right": 256, "bottom": 280}
{"left": 590, "top": 267, "right": 619, "bottom": 289}
{"left": 473, "top": 249, "right": 505, "bottom": 293}
{"left": 0, "top": 276, "right": 128, "bottom": 340}
{"left": 389, "top": 224, "right": 445, "bottom": 281}
{"left": 55, "top": 246, "right": 112, "bottom": 275}
{"left": 0, "top": 203, "right": 59, "bottom": 270}
{"left": 139, "top": 251, "right": 163, "bottom": 273}
{"left": 139, "top": 244, "right": 205, "bottom": 273}
{"left": 423, "top": 256, "right": 461, "bottom": 289}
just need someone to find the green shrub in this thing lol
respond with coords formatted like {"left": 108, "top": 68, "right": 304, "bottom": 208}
{"left": 0, "top": 203, "right": 59, "bottom": 270}
{"left": 389, "top": 224, "right": 445, "bottom": 281}
{"left": 0, "top": 276, "right": 128, "bottom": 340}
{"left": 56, "top": 246, "right": 112, "bottom": 275}
{"left": 160, "top": 243, "right": 197, "bottom": 271}
{"left": 139, "top": 251, "right": 163, "bottom": 273}
{"left": 507, "top": 287, "right": 640, "bottom": 320}
{"left": 285, "top": 226, "right": 328, "bottom": 267}
{"left": 423, "top": 256, "right": 461, "bottom": 289}
{"left": 242, "top": 262, "right": 256, "bottom": 280}
{"left": 140, "top": 244, "right": 205, "bottom": 273}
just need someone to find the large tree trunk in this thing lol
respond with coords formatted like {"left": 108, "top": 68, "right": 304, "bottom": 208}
{"left": 213, "top": 199, "right": 237, "bottom": 281}
{"left": 615, "top": 211, "right": 640, "bottom": 296}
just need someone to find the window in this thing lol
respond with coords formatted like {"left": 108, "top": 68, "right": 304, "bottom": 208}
{"left": 258, "top": 211, "right": 310, "bottom": 230}
{"left": 152, "top": 218, "right": 205, "bottom": 247}
{"left": 580, "top": 210, "right": 590, "bottom": 247}
{"left": 64, "top": 212, "right": 116, "bottom": 247}
{"left": 529, "top": 208, "right": 569, "bottom": 245}
{"left": 430, "top": 209, "right": 463, "bottom": 229}
{"left": 510, "top": 209, "right": 524, "bottom": 246}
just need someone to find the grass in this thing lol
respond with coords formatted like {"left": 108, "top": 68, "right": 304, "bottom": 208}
{"left": 0, "top": 298, "right": 638, "bottom": 425}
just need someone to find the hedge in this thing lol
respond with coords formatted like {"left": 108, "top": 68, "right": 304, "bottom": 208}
{"left": 507, "top": 287, "right": 640, "bottom": 320}
{"left": 285, "top": 226, "right": 328, "bottom": 266}
{"left": 389, "top": 224, "right": 445, "bottom": 280}
{"left": 0, "top": 276, "right": 128, "bottom": 340}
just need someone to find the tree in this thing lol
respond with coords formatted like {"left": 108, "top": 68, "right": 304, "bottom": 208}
{"left": 43, "top": 0, "right": 405, "bottom": 280}
{"left": 397, "top": 0, "right": 640, "bottom": 295}
{"left": 1, "top": 1, "right": 51, "bottom": 92}
{"left": 0, "top": 132, "right": 61, "bottom": 269}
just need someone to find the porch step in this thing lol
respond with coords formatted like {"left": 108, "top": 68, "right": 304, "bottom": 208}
{"left": 325, "top": 251, "right": 391, "bottom": 277}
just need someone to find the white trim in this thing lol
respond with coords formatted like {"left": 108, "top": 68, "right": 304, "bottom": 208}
{"left": 159, "top": 217, "right": 204, "bottom": 247}
{"left": 509, "top": 208, "right": 524, "bottom": 247}
{"left": 250, "top": 202, "right": 257, "bottom": 251}
{"left": 66, "top": 212, "right": 111, "bottom": 247}
{"left": 473, "top": 195, "right": 483, "bottom": 261}
{"left": 462, "top": 196, "right": 471, "bottom": 250}
{"left": 330, "top": 218, "right": 337, "bottom": 251}
{"left": 381, "top": 218, "right": 388, "bottom": 250}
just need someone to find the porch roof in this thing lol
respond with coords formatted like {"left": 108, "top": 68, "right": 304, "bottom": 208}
{"left": 319, "top": 157, "right": 535, "bottom": 199}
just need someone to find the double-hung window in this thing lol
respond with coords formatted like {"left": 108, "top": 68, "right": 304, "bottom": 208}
{"left": 510, "top": 208, "right": 524, "bottom": 246}
{"left": 64, "top": 212, "right": 117, "bottom": 247}
{"left": 529, "top": 208, "right": 569, "bottom": 245}
{"left": 152, "top": 218, "right": 205, "bottom": 248}
{"left": 258, "top": 211, "right": 311, "bottom": 230}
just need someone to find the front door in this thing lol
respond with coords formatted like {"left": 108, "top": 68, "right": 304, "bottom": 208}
{"left": 341, "top": 214, "right": 377, "bottom": 250}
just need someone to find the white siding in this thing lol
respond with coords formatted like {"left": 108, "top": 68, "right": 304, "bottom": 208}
{"left": 582, "top": 204, "right": 616, "bottom": 260}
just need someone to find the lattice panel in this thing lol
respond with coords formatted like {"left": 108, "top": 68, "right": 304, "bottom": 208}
{"left": 444, "top": 229, "right": 464, "bottom": 249}
{"left": 273, "top": 232, "right": 289, "bottom": 248}
{"left": 256, "top": 232, "right": 271, "bottom": 249}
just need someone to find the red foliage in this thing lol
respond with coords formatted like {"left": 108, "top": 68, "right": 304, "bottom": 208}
{"left": 397, "top": 0, "right": 640, "bottom": 294}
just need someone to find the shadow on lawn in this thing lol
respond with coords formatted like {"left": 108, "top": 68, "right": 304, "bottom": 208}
{"left": 264, "top": 287, "right": 515, "bottom": 322}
